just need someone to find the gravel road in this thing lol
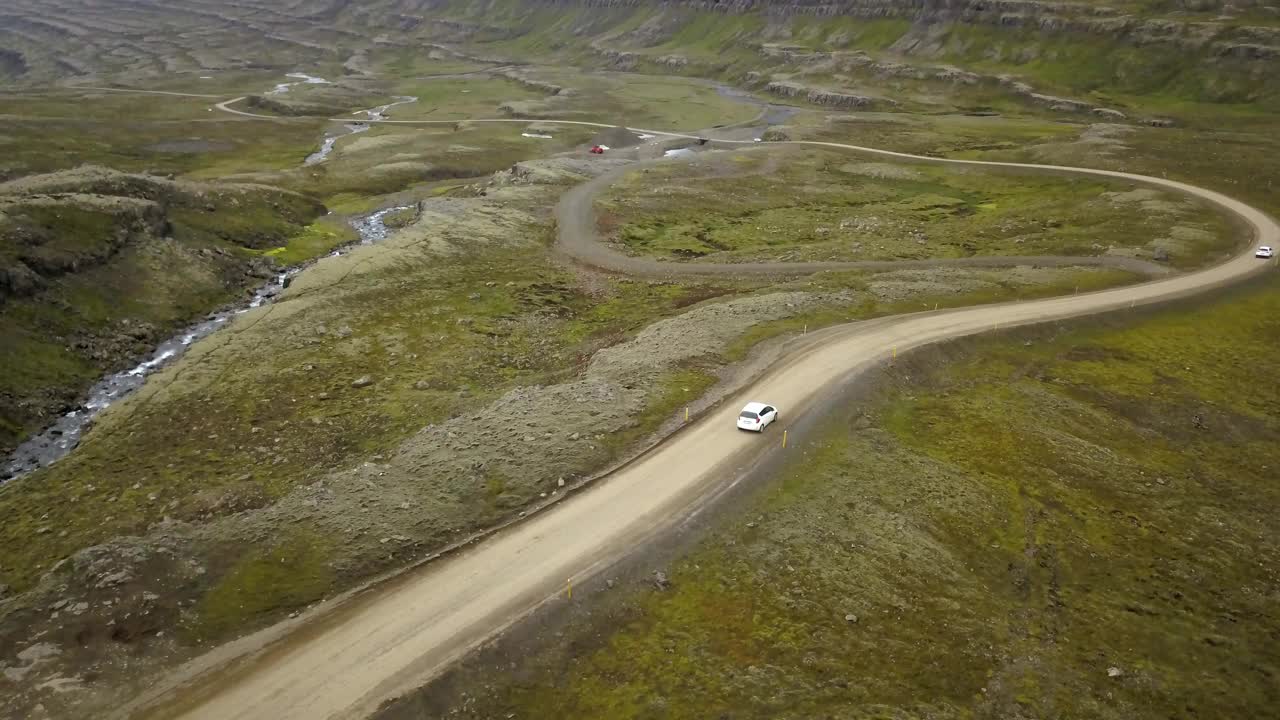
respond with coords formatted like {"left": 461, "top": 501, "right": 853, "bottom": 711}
{"left": 120, "top": 122, "right": 1276, "bottom": 720}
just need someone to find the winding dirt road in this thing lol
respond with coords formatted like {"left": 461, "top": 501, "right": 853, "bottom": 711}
{"left": 554, "top": 155, "right": 1172, "bottom": 278}
{"left": 113, "top": 101, "right": 1277, "bottom": 720}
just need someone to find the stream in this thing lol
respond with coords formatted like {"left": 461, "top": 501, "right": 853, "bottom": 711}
{"left": 2, "top": 204, "right": 415, "bottom": 481}
{"left": 3, "top": 79, "right": 773, "bottom": 480}
{"left": 268, "top": 72, "right": 330, "bottom": 95}
{"left": 305, "top": 96, "right": 418, "bottom": 165}
{"left": 711, "top": 83, "right": 798, "bottom": 128}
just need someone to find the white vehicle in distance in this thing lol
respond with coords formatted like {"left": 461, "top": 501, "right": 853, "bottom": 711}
{"left": 737, "top": 402, "right": 779, "bottom": 432}
{"left": 1257, "top": 245, "right": 1274, "bottom": 259}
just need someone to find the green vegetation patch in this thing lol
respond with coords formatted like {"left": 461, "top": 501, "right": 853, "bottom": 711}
{"left": 438, "top": 281, "right": 1280, "bottom": 720}
{"left": 600, "top": 148, "right": 1233, "bottom": 268}
{"left": 0, "top": 243, "right": 748, "bottom": 593}
{"left": 187, "top": 530, "right": 336, "bottom": 642}
{"left": 0, "top": 180, "right": 325, "bottom": 453}
{"left": 262, "top": 217, "right": 358, "bottom": 265}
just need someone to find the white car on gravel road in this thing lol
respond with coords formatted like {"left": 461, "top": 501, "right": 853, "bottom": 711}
{"left": 737, "top": 402, "right": 779, "bottom": 432}
{"left": 1257, "top": 245, "right": 1274, "bottom": 259}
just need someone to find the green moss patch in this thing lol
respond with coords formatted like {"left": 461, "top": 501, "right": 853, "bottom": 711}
{"left": 187, "top": 530, "right": 336, "bottom": 642}
{"left": 600, "top": 149, "right": 1234, "bottom": 268}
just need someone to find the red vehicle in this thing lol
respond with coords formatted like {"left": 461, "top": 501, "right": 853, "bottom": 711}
{"left": 589, "top": 145, "right": 608, "bottom": 154}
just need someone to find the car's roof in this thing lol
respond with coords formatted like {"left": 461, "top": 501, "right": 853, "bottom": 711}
{"left": 1262, "top": 245, "right": 1273, "bottom": 250}
{"left": 741, "top": 401, "right": 770, "bottom": 412}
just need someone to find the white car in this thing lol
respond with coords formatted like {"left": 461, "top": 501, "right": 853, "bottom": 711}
{"left": 737, "top": 402, "right": 779, "bottom": 432}
{"left": 1257, "top": 246, "right": 1274, "bottom": 259}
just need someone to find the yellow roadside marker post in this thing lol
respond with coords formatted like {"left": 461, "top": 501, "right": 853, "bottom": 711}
{"left": 782, "top": 429, "right": 788, "bottom": 449}
{"left": 685, "top": 406, "right": 689, "bottom": 422}
{"left": 567, "top": 578, "right": 572, "bottom": 600}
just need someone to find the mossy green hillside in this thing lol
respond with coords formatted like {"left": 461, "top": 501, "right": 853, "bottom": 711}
{"left": 422, "top": 0, "right": 1280, "bottom": 113}
{"left": 189, "top": 530, "right": 336, "bottom": 642}
{"left": 0, "top": 92, "right": 323, "bottom": 181}
{"left": 0, "top": 182, "right": 326, "bottom": 454}
{"left": 439, "top": 279, "right": 1280, "bottom": 720}
{"left": 0, "top": 241, "right": 758, "bottom": 594}
{"left": 600, "top": 148, "right": 1233, "bottom": 267}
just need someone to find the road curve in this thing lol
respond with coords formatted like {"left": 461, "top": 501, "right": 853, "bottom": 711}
{"left": 118, "top": 112, "right": 1277, "bottom": 720}
{"left": 554, "top": 155, "right": 1172, "bottom": 278}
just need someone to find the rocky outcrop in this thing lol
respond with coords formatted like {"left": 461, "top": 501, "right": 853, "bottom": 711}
{"left": 0, "top": 195, "right": 165, "bottom": 300}
{"left": 765, "top": 80, "right": 897, "bottom": 109}
{"left": 0, "top": 167, "right": 325, "bottom": 455}
{"left": 994, "top": 74, "right": 1128, "bottom": 116}
{"left": 493, "top": 69, "right": 572, "bottom": 96}
{"left": 1214, "top": 42, "right": 1280, "bottom": 59}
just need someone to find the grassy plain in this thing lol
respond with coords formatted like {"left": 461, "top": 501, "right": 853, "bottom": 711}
{"left": 599, "top": 148, "right": 1234, "bottom": 267}
{"left": 432, "top": 279, "right": 1280, "bottom": 720}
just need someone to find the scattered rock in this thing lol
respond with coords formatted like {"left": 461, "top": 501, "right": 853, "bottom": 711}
{"left": 1108, "top": 666, "right": 1124, "bottom": 678}
{"left": 845, "top": 613, "right": 859, "bottom": 623}
{"left": 413, "top": 380, "right": 431, "bottom": 391}
{"left": 352, "top": 376, "right": 374, "bottom": 388}
{"left": 1152, "top": 247, "right": 1170, "bottom": 262}
{"left": 653, "top": 571, "right": 671, "bottom": 590}
{"left": 557, "top": 477, "right": 565, "bottom": 488}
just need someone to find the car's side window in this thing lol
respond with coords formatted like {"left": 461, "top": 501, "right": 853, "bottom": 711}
{"left": 764, "top": 406, "right": 774, "bottom": 416}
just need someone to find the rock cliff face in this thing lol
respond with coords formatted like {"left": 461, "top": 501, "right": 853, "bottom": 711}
{"left": 765, "top": 80, "right": 898, "bottom": 109}
{"left": 0, "top": 196, "right": 167, "bottom": 301}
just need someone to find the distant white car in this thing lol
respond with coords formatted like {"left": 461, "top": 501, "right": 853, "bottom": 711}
{"left": 1257, "top": 246, "right": 1274, "bottom": 259}
{"left": 737, "top": 402, "right": 778, "bottom": 432}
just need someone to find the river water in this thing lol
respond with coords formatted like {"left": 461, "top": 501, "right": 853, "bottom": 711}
{"left": 2, "top": 204, "right": 414, "bottom": 481}
{"left": 3, "top": 79, "right": 774, "bottom": 480}
{"left": 305, "top": 96, "right": 418, "bottom": 165}
{"left": 711, "top": 83, "right": 797, "bottom": 128}
{"left": 269, "top": 72, "right": 330, "bottom": 95}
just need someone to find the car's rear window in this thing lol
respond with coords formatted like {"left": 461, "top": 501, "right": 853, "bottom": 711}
{"left": 739, "top": 411, "right": 758, "bottom": 419}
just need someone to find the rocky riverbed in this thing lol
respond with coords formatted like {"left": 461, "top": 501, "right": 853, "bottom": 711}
{"left": 1, "top": 205, "right": 415, "bottom": 481}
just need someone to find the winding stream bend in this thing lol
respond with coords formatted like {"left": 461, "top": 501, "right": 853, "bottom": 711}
{"left": 2, "top": 77, "right": 423, "bottom": 480}
{"left": 2, "top": 206, "right": 414, "bottom": 482}
{"left": 305, "top": 96, "right": 418, "bottom": 165}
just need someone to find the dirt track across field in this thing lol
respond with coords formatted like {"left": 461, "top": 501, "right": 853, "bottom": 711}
{"left": 118, "top": 111, "right": 1276, "bottom": 720}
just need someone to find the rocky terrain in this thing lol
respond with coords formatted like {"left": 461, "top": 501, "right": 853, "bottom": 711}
{"left": 0, "top": 167, "right": 324, "bottom": 457}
